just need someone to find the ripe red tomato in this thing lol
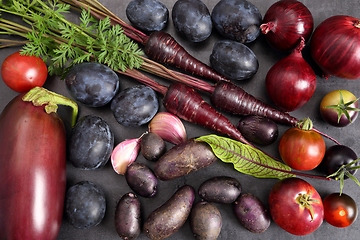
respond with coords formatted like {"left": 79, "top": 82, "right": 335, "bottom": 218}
{"left": 323, "top": 193, "right": 358, "bottom": 228}
{"left": 1, "top": 51, "right": 48, "bottom": 93}
{"left": 268, "top": 177, "right": 324, "bottom": 236}
{"left": 278, "top": 120, "right": 326, "bottom": 171}
{"left": 320, "top": 89, "right": 359, "bottom": 127}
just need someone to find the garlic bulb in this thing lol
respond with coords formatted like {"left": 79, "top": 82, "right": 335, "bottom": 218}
{"left": 148, "top": 112, "right": 187, "bottom": 145}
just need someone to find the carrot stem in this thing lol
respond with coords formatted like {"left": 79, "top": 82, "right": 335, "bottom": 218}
{"left": 140, "top": 59, "right": 216, "bottom": 94}
{"left": 66, "top": 0, "right": 149, "bottom": 44}
{"left": 120, "top": 68, "right": 168, "bottom": 96}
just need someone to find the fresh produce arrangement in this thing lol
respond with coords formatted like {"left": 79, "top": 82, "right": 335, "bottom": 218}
{"left": 1, "top": 0, "right": 360, "bottom": 239}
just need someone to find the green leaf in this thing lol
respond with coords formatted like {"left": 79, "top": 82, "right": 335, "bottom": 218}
{"left": 52, "top": 43, "right": 72, "bottom": 68}
{"left": 1, "top": 0, "right": 144, "bottom": 76}
{"left": 58, "top": 21, "right": 75, "bottom": 39}
{"left": 196, "top": 134, "right": 296, "bottom": 180}
{"left": 79, "top": 9, "right": 97, "bottom": 32}
{"left": 326, "top": 158, "right": 360, "bottom": 195}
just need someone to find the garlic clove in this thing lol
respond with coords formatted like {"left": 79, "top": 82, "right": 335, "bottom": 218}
{"left": 148, "top": 112, "right": 187, "bottom": 145}
{"left": 111, "top": 137, "right": 141, "bottom": 175}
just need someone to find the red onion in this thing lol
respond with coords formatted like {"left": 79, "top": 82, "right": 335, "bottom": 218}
{"left": 260, "top": 0, "right": 314, "bottom": 52}
{"left": 310, "top": 15, "right": 360, "bottom": 80}
{"left": 265, "top": 37, "right": 316, "bottom": 112}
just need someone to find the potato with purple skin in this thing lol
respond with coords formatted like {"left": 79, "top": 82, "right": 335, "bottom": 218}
{"left": 190, "top": 201, "right": 222, "bottom": 240}
{"left": 198, "top": 176, "right": 242, "bottom": 204}
{"left": 140, "top": 132, "right": 166, "bottom": 161}
{"left": 154, "top": 138, "right": 218, "bottom": 181}
{"left": 143, "top": 185, "right": 195, "bottom": 240}
{"left": 114, "top": 192, "right": 141, "bottom": 240}
{"left": 125, "top": 162, "right": 158, "bottom": 198}
{"left": 233, "top": 193, "right": 271, "bottom": 233}
{"left": 237, "top": 115, "right": 278, "bottom": 145}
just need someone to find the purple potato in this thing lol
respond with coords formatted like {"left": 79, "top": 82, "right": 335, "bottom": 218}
{"left": 143, "top": 185, "right": 195, "bottom": 239}
{"left": 140, "top": 132, "right": 166, "bottom": 161}
{"left": 233, "top": 193, "right": 271, "bottom": 233}
{"left": 190, "top": 201, "right": 222, "bottom": 240}
{"left": 125, "top": 162, "right": 158, "bottom": 198}
{"left": 154, "top": 138, "right": 218, "bottom": 181}
{"left": 114, "top": 192, "right": 141, "bottom": 240}
{"left": 237, "top": 115, "right": 278, "bottom": 146}
{"left": 198, "top": 176, "right": 242, "bottom": 204}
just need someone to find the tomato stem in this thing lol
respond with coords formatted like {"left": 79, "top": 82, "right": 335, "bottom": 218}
{"left": 296, "top": 117, "right": 313, "bottom": 131}
{"left": 296, "top": 193, "right": 319, "bottom": 221}
{"left": 324, "top": 91, "right": 360, "bottom": 124}
{"left": 22, "top": 87, "right": 79, "bottom": 127}
{"left": 327, "top": 158, "right": 360, "bottom": 195}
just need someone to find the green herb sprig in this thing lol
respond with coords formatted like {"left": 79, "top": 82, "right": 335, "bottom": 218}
{"left": 1, "top": 0, "right": 144, "bottom": 75}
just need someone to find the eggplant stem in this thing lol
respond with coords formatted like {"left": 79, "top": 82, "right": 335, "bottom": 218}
{"left": 22, "top": 87, "right": 79, "bottom": 127}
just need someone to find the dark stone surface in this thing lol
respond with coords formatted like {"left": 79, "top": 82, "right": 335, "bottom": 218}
{"left": 1, "top": 1, "right": 359, "bottom": 239}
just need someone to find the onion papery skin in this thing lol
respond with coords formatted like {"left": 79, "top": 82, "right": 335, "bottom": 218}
{"left": 310, "top": 15, "right": 360, "bottom": 80}
{"left": 265, "top": 38, "right": 317, "bottom": 112}
{"left": 260, "top": 0, "right": 314, "bottom": 52}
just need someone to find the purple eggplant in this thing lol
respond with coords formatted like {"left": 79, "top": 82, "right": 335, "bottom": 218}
{"left": 0, "top": 87, "right": 77, "bottom": 240}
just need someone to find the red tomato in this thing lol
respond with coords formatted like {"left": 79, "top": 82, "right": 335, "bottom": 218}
{"left": 323, "top": 193, "right": 358, "bottom": 228}
{"left": 1, "top": 51, "right": 48, "bottom": 93}
{"left": 268, "top": 178, "right": 324, "bottom": 236}
{"left": 278, "top": 121, "right": 326, "bottom": 171}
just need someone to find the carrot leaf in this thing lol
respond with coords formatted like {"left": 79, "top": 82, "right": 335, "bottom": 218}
{"left": 196, "top": 134, "right": 296, "bottom": 180}
{"left": 0, "top": 0, "right": 144, "bottom": 76}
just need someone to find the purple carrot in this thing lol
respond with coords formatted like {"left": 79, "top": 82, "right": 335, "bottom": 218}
{"left": 65, "top": 0, "right": 229, "bottom": 83}
{"left": 210, "top": 81, "right": 298, "bottom": 126}
{"left": 121, "top": 69, "right": 250, "bottom": 145}
{"left": 143, "top": 31, "right": 229, "bottom": 82}
{"left": 163, "top": 83, "right": 250, "bottom": 144}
